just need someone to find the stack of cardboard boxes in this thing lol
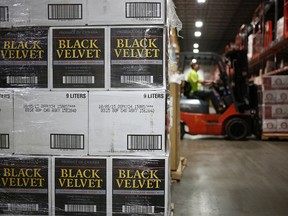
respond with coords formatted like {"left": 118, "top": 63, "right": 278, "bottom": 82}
{"left": 261, "top": 75, "right": 288, "bottom": 134}
{"left": 0, "top": 0, "right": 170, "bottom": 215}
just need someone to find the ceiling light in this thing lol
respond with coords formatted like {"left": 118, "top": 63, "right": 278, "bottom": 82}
{"left": 195, "top": 21, "right": 203, "bottom": 28}
{"left": 194, "top": 31, "right": 201, "bottom": 37}
{"left": 191, "top": 59, "right": 197, "bottom": 63}
{"left": 193, "top": 49, "right": 199, "bottom": 53}
{"left": 193, "top": 43, "right": 199, "bottom": 48}
{"left": 197, "top": 0, "right": 206, "bottom": 3}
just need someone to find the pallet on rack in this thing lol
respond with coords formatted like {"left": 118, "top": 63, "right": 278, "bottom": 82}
{"left": 169, "top": 203, "right": 175, "bottom": 216}
{"left": 261, "top": 133, "right": 288, "bottom": 140}
{"left": 171, "top": 157, "right": 187, "bottom": 181}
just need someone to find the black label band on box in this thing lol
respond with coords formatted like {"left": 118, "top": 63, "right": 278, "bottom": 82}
{"left": 0, "top": 157, "right": 49, "bottom": 215}
{"left": 54, "top": 158, "right": 107, "bottom": 216}
{"left": 111, "top": 27, "right": 164, "bottom": 88}
{"left": 0, "top": 28, "right": 48, "bottom": 88}
{"left": 52, "top": 28, "right": 105, "bottom": 88}
{"left": 112, "top": 158, "right": 166, "bottom": 214}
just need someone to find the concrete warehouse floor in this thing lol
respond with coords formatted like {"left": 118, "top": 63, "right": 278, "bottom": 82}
{"left": 171, "top": 135, "right": 288, "bottom": 216}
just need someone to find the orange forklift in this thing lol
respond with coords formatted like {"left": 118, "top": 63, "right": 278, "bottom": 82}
{"left": 179, "top": 51, "right": 261, "bottom": 140}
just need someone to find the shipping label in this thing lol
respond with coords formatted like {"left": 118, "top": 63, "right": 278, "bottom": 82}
{"left": 54, "top": 158, "right": 107, "bottom": 215}
{"left": 112, "top": 158, "right": 166, "bottom": 215}
{"left": 52, "top": 28, "right": 105, "bottom": 88}
{"left": 0, "top": 157, "right": 49, "bottom": 215}
{"left": 111, "top": 27, "right": 164, "bottom": 88}
{"left": 0, "top": 28, "right": 48, "bottom": 88}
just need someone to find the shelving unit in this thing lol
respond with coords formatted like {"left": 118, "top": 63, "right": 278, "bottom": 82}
{"left": 226, "top": 1, "right": 288, "bottom": 140}
{"left": 247, "top": 0, "right": 288, "bottom": 140}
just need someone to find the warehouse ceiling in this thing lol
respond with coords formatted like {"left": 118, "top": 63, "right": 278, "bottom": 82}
{"left": 173, "top": 0, "right": 262, "bottom": 54}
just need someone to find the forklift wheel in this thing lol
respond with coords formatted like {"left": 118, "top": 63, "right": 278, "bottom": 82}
{"left": 180, "top": 122, "right": 185, "bottom": 140}
{"left": 225, "top": 118, "right": 250, "bottom": 140}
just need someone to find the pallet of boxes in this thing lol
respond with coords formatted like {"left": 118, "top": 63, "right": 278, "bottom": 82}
{"left": 0, "top": 0, "right": 171, "bottom": 215}
{"left": 261, "top": 75, "right": 288, "bottom": 139}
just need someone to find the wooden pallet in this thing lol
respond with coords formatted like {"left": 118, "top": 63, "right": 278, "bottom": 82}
{"left": 171, "top": 157, "right": 187, "bottom": 181}
{"left": 169, "top": 203, "right": 175, "bottom": 216}
{"left": 262, "top": 133, "right": 288, "bottom": 140}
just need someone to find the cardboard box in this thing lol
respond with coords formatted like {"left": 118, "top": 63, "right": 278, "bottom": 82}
{"left": 262, "top": 104, "right": 288, "bottom": 119}
{"left": 263, "top": 75, "right": 288, "bottom": 90}
{"left": 0, "top": 2, "right": 11, "bottom": 28}
{"left": 0, "top": 28, "right": 48, "bottom": 88}
{"left": 262, "top": 90, "right": 277, "bottom": 104}
{"left": 110, "top": 26, "right": 166, "bottom": 89}
{"left": 277, "top": 17, "right": 284, "bottom": 40}
{"left": 3, "top": 0, "right": 165, "bottom": 27}
{"left": 262, "top": 119, "right": 277, "bottom": 133}
{"left": 89, "top": 90, "right": 166, "bottom": 155}
{"left": 276, "top": 90, "right": 288, "bottom": 103}
{"left": 0, "top": 91, "right": 13, "bottom": 154}
{"left": 8, "top": 0, "right": 87, "bottom": 27}
{"left": 87, "top": 0, "right": 166, "bottom": 25}
{"left": 277, "top": 119, "right": 288, "bottom": 132}
{"left": 0, "top": 156, "right": 50, "bottom": 215}
{"left": 50, "top": 27, "right": 106, "bottom": 89}
{"left": 52, "top": 157, "right": 107, "bottom": 215}
{"left": 247, "top": 34, "right": 253, "bottom": 60}
{"left": 14, "top": 90, "right": 89, "bottom": 155}
{"left": 111, "top": 156, "right": 169, "bottom": 216}
{"left": 0, "top": 1, "right": 29, "bottom": 28}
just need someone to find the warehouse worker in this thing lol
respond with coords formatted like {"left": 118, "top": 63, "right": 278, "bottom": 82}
{"left": 186, "top": 63, "right": 220, "bottom": 113}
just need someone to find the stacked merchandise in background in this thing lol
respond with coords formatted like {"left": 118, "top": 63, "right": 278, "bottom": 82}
{"left": 261, "top": 75, "right": 288, "bottom": 133}
{"left": 0, "top": 0, "right": 170, "bottom": 215}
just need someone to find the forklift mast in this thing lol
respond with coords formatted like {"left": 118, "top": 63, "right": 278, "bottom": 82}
{"left": 225, "top": 50, "right": 251, "bottom": 112}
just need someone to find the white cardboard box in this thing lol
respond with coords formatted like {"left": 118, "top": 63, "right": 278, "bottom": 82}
{"left": 0, "top": 91, "right": 14, "bottom": 154}
{"left": 0, "top": 1, "right": 29, "bottom": 28}
{"left": 262, "top": 104, "right": 288, "bottom": 119}
{"left": 89, "top": 90, "right": 166, "bottom": 155}
{"left": 6, "top": 0, "right": 87, "bottom": 27}
{"left": 0, "top": 2, "right": 11, "bottom": 28}
{"left": 52, "top": 156, "right": 108, "bottom": 215}
{"left": 87, "top": 0, "right": 166, "bottom": 25}
{"left": 277, "top": 119, "right": 288, "bottom": 132}
{"left": 263, "top": 75, "right": 288, "bottom": 90}
{"left": 277, "top": 17, "right": 284, "bottom": 40}
{"left": 14, "top": 90, "right": 89, "bottom": 155}
{"left": 262, "top": 90, "right": 277, "bottom": 104}
{"left": 276, "top": 90, "right": 288, "bottom": 103}
{"left": 262, "top": 119, "right": 277, "bottom": 133}
{"left": 2, "top": 0, "right": 165, "bottom": 27}
{"left": 0, "top": 156, "right": 51, "bottom": 215}
{"left": 110, "top": 156, "right": 169, "bottom": 216}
